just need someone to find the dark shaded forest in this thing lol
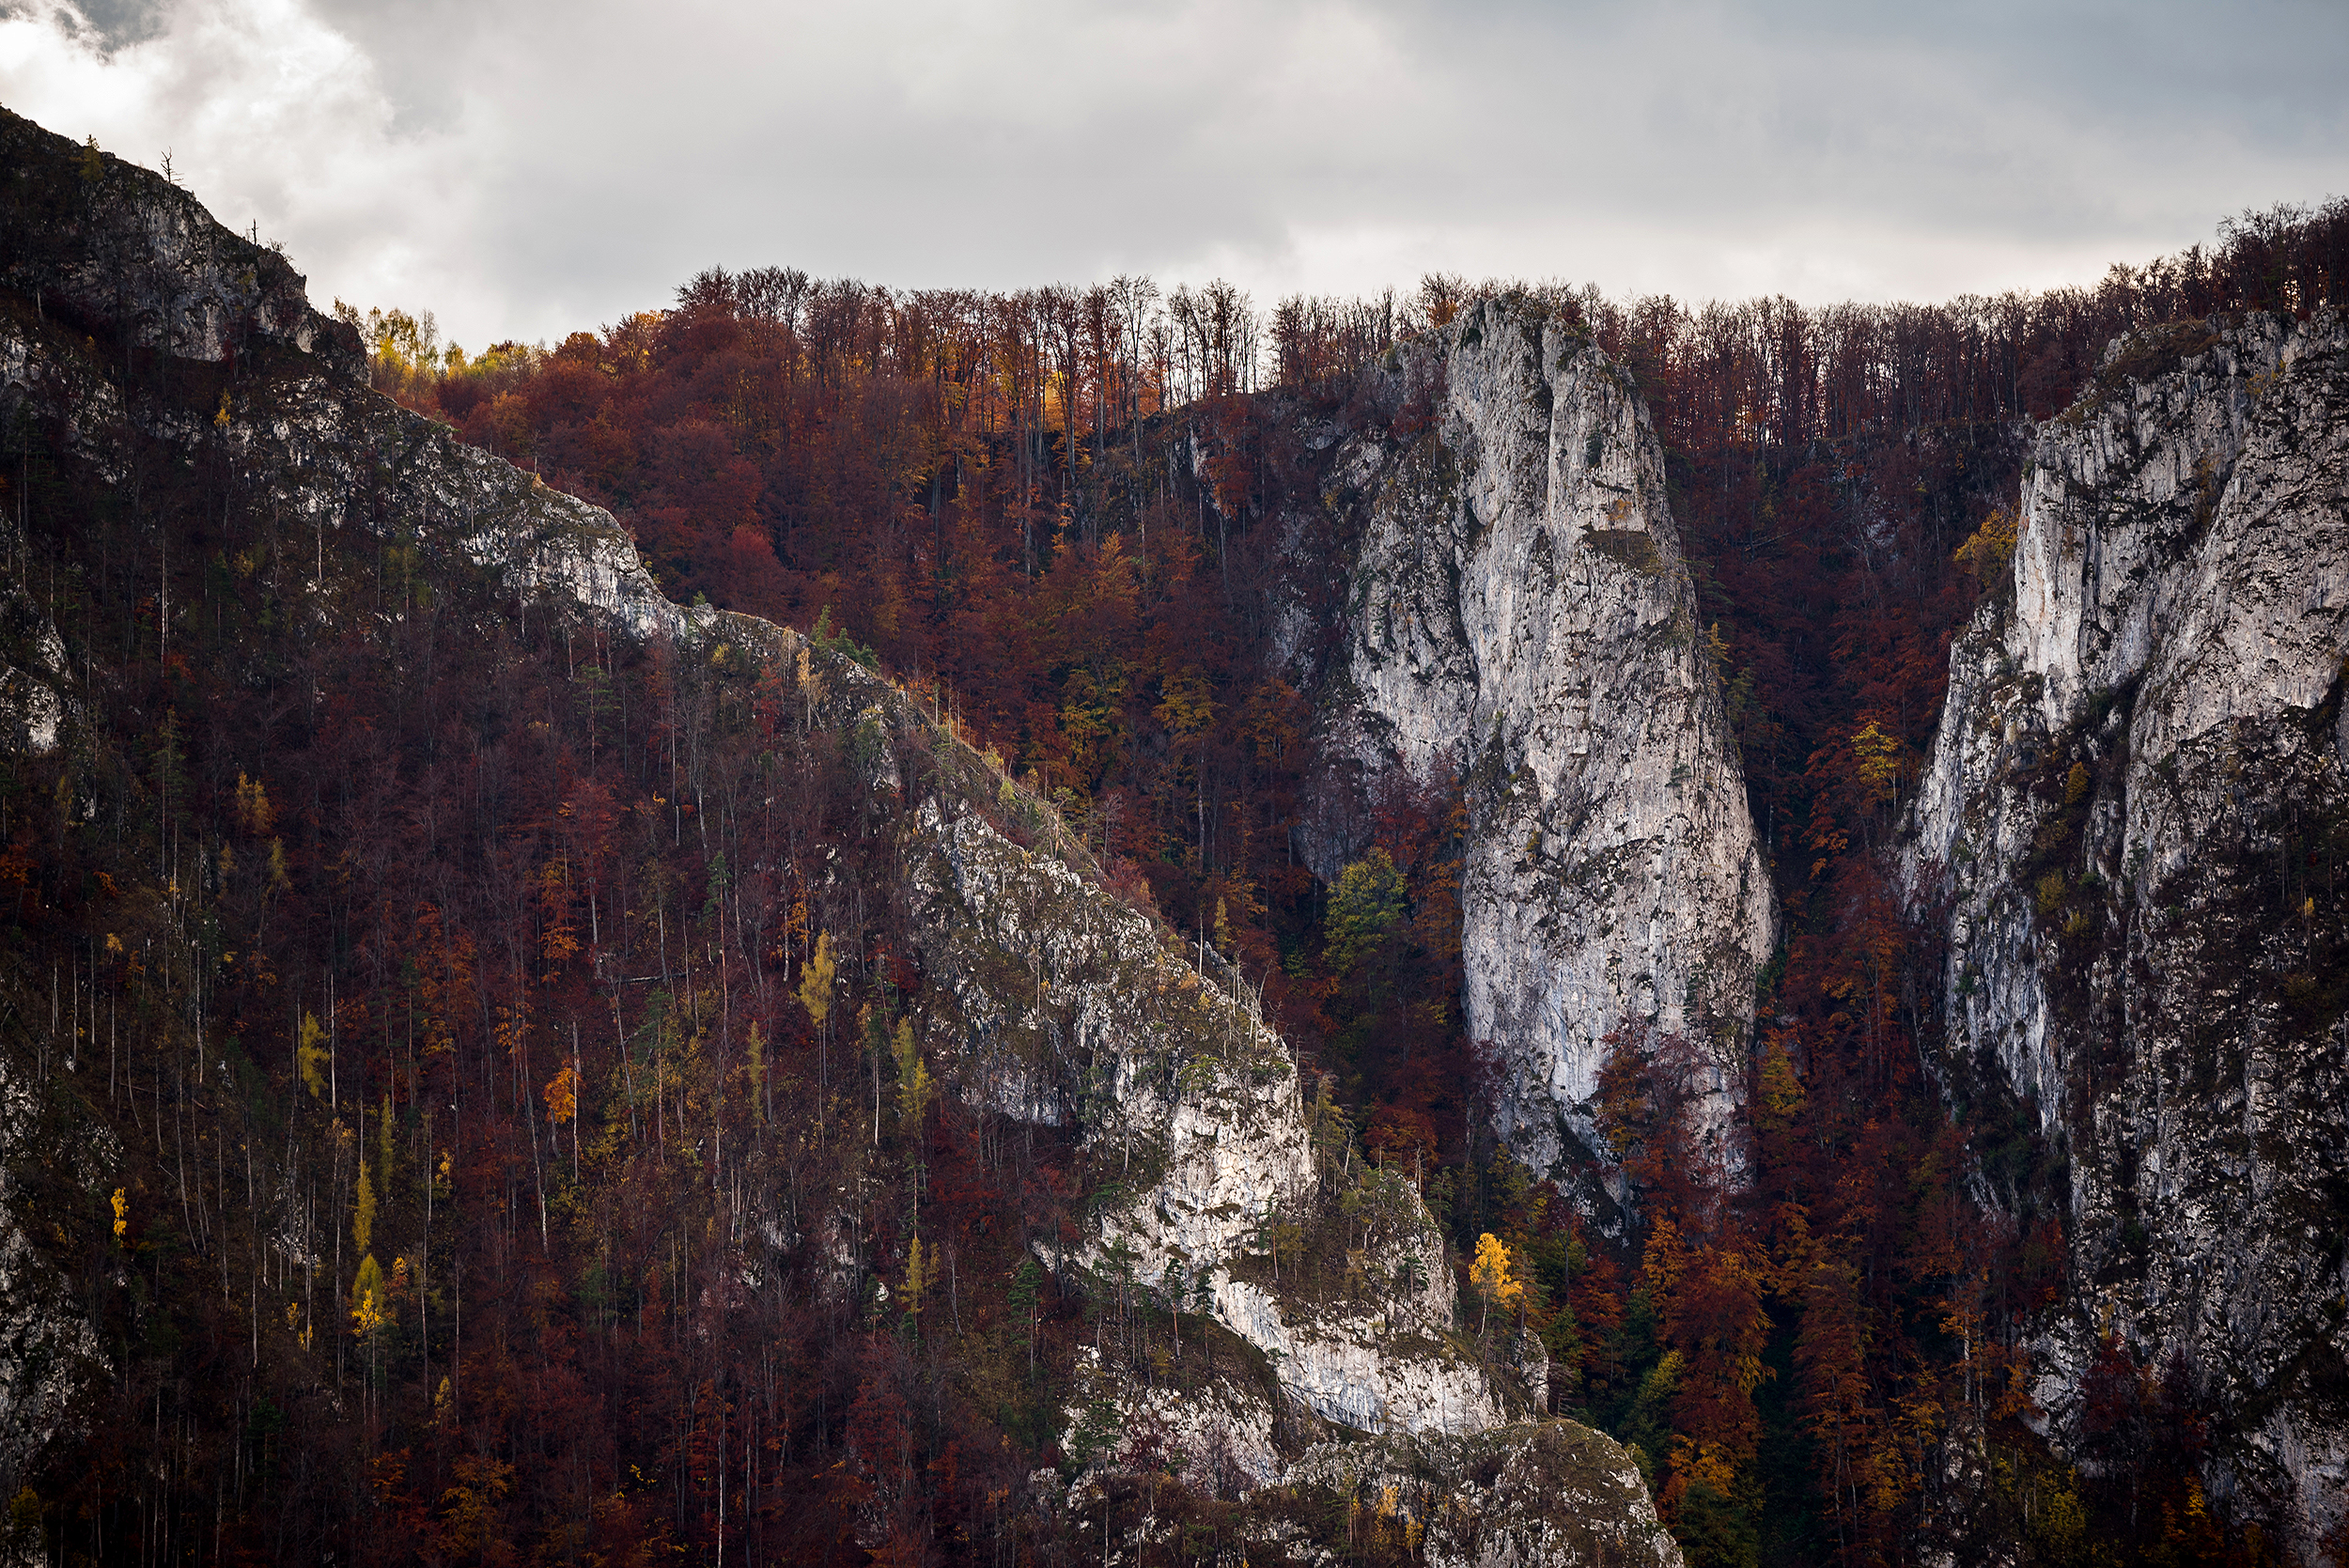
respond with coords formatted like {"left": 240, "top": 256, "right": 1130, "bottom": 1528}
{"left": 6, "top": 130, "right": 2348, "bottom": 1568}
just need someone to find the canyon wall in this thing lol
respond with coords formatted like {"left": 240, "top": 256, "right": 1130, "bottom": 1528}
{"left": 1907, "top": 309, "right": 2349, "bottom": 1544}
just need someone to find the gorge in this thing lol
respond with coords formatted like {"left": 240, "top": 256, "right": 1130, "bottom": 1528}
{"left": 3, "top": 101, "right": 2346, "bottom": 1567}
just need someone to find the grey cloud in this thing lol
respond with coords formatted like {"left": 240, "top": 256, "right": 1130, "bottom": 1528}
{"left": 3, "top": 0, "right": 2343, "bottom": 347}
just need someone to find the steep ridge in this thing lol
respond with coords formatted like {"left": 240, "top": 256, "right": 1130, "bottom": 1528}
{"left": 0, "top": 110, "right": 361, "bottom": 378}
{"left": 1305, "top": 297, "right": 1776, "bottom": 1190}
{"left": 0, "top": 106, "right": 1669, "bottom": 1562}
{"left": 1906, "top": 309, "right": 2349, "bottom": 1546}
{"left": 903, "top": 790, "right": 1505, "bottom": 1447}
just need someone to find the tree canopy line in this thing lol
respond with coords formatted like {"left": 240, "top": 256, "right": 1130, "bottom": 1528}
{"left": 0, "top": 194, "right": 2341, "bottom": 1568}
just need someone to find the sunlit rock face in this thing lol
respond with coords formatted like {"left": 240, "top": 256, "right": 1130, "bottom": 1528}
{"left": 1906, "top": 309, "right": 2349, "bottom": 1549}
{"left": 1308, "top": 297, "right": 1776, "bottom": 1188}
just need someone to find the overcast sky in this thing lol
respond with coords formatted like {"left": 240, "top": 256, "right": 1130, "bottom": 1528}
{"left": 5, "top": 0, "right": 2345, "bottom": 351}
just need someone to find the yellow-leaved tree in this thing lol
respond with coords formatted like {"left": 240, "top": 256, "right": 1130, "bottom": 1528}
{"left": 904, "top": 1234, "right": 932, "bottom": 1320}
{"left": 1324, "top": 849, "right": 1406, "bottom": 974}
{"left": 893, "top": 1017, "right": 933, "bottom": 1122}
{"left": 351, "top": 1254, "right": 385, "bottom": 1340}
{"left": 799, "top": 932, "right": 836, "bottom": 1132}
{"left": 233, "top": 771, "right": 274, "bottom": 835}
{"left": 1756, "top": 1035, "right": 1806, "bottom": 1140}
{"left": 352, "top": 1154, "right": 376, "bottom": 1257}
{"left": 1953, "top": 504, "right": 2019, "bottom": 589}
{"left": 297, "top": 1012, "right": 328, "bottom": 1099}
{"left": 1470, "top": 1232, "right": 1523, "bottom": 1334}
{"left": 798, "top": 932, "right": 834, "bottom": 1028}
{"left": 1849, "top": 721, "right": 1911, "bottom": 808}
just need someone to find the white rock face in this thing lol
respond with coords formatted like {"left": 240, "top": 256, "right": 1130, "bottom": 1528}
{"left": 1046, "top": 1413, "right": 1682, "bottom": 1567}
{"left": 1063, "top": 1343, "right": 1284, "bottom": 1492}
{"left": 0, "top": 577, "right": 68, "bottom": 756}
{"left": 903, "top": 798, "right": 1315, "bottom": 1266}
{"left": 0, "top": 112, "right": 361, "bottom": 377}
{"left": 1316, "top": 299, "right": 1775, "bottom": 1181}
{"left": 1212, "top": 1273, "right": 1493, "bottom": 1436}
{"left": 901, "top": 789, "right": 1506, "bottom": 1438}
{"left": 0, "top": 380, "right": 80, "bottom": 761}
{"left": 1907, "top": 309, "right": 2349, "bottom": 1548}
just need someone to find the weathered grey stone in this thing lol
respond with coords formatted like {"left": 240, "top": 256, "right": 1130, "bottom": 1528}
{"left": 1907, "top": 308, "right": 2349, "bottom": 1548}
{"left": 0, "top": 1050, "right": 108, "bottom": 1510}
{"left": 1312, "top": 298, "right": 1777, "bottom": 1188}
{"left": 901, "top": 785, "right": 1507, "bottom": 1438}
{"left": 0, "top": 108, "right": 363, "bottom": 378}
{"left": 1282, "top": 1420, "right": 1686, "bottom": 1568}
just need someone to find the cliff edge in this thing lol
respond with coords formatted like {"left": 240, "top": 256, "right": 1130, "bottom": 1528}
{"left": 1908, "top": 308, "right": 2349, "bottom": 1547}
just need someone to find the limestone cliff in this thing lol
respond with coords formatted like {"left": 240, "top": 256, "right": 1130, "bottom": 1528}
{"left": 1308, "top": 297, "right": 1776, "bottom": 1187}
{"left": 1280, "top": 1421, "right": 1684, "bottom": 1568}
{"left": 0, "top": 527, "right": 68, "bottom": 756}
{"left": 0, "top": 1045, "right": 107, "bottom": 1518}
{"left": 0, "top": 110, "right": 361, "bottom": 378}
{"left": 1907, "top": 309, "right": 2349, "bottom": 1545}
{"left": 901, "top": 768, "right": 1504, "bottom": 1443}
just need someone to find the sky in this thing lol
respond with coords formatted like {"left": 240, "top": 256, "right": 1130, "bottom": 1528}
{"left": 4, "top": 0, "right": 2345, "bottom": 352}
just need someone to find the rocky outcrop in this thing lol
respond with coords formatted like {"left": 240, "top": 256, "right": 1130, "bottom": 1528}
{"left": 1062, "top": 1342, "right": 1287, "bottom": 1491}
{"left": 1907, "top": 309, "right": 2349, "bottom": 1546}
{"left": 0, "top": 1026, "right": 109, "bottom": 1511}
{"left": 1038, "top": 1412, "right": 1683, "bottom": 1568}
{"left": 901, "top": 781, "right": 1505, "bottom": 1438}
{"left": 0, "top": 521, "right": 68, "bottom": 756}
{"left": 1277, "top": 1421, "right": 1683, "bottom": 1568}
{"left": 1310, "top": 297, "right": 1775, "bottom": 1187}
{"left": 0, "top": 108, "right": 362, "bottom": 378}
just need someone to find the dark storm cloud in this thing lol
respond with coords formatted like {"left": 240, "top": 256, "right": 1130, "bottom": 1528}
{"left": 4, "top": 0, "right": 2344, "bottom": 347}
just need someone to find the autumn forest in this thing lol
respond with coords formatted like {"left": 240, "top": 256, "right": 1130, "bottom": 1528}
{"left": 6, "top": 109, "right": 2349, "bottom": 1568}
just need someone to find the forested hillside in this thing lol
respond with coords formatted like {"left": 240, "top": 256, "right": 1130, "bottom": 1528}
{"left": 0, "top": 107, "right": 1668, "bottom": 1568}
{"left": 334, "top": 202, "right": 2349, "bottom": 1563}
{"left": 7, "top": 96, "right": 2349, "bottom": 1566}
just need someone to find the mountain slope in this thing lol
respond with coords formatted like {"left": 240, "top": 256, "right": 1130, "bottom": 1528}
{"left": 0, "top": 105, "right": 1668, "bottom": 1566}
